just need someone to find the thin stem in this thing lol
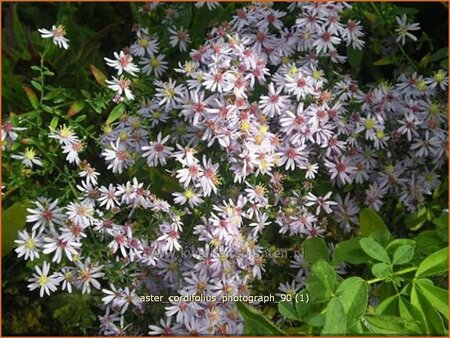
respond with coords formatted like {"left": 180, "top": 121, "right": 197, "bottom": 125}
{"left": 367, "top": 266, "right": 418, "bottom": 285}
{"left": 369, "top": 3, "right": 418, "bottom": 71}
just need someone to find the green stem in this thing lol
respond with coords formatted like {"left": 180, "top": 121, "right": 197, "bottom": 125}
{"left": 367, "top": 266, "right": 418, "bottom": 285}
{"left": 369, "top": 3, "right": 418, "bottom": 71}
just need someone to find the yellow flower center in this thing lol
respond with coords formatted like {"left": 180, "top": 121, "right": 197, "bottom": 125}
{"left": 434, "top": 70, "right": 446, "bottom": 82}
{"left": 38, "top": 275, "right": 49, "bottom": 287}
{"left": 24, "top": 148, "right": 37, "bottom": 160}
{"left": 138, "top": 38, "right": 149, "bottom": 47}
{"left": 150, "top": 57, "right": 160, "bottom": 67}
{"left": 364, "top": 118, "right": 376, "bottom": 130}
{"left": 184, "top": 189, "right": 194, "bottom": 199}
{"left": 25, "top": 239, "right": 36, "bottom": 250}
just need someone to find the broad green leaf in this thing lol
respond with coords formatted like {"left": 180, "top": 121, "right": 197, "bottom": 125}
{"left": 67, "top": 101, "right": 86, "bottom": 117}
{"left": 2, "top": 201, "right": 29, "bottom": 256}
{"left": 363, "top": 10, "right": 376, "bottom": 23}
{"left": 106, "top": 103, "right": 126, "bottom": 125}
{"left": 398, "top": 297, "right": 426, "bottom": 334}
{"left": 322, "top": 297, "right": 346, "bottom": 335}
{"left": 371, "top": 262, "right": 391, "bottom": 278}
{"left": 333, "top": 238, "right": 369, "bottom": 265}
{"left": 278, "top": 301, "right": 297, "bottom": 321}
{"left": 364, "top": 314, "right": 421, "bottom": 335}
{"left": 294, "top": 289, "right": 311, "bottom": 319}
{"left": 415, "top": 230, "right": 445, "bottom": 256}
{"left": 376, "top": 295, "right": 398, "bottom": 316}
{"left": 236, "top": 302, "right": 286, "bottom": 336}
{"left": 359, "top": 237, "right": 390, "bottom": 263}
{"left": 303, "top": 237, "right": 328, "bottom": 264}
{"left": 405, "top": 207, "right": 427, "bottom": 231}
{"left": 304, "top": 313, "right": 325, "bottom": 327}
{"left": 336, "top": 277, "right": 368, "bottom": 326}
{"left": 359, "top": 208, "right": 390, "bottom": 245}
{"left": 392, "top": 245, "right": 415, "bottom": 265}
{"left": 411, "top": 283, "right": 447, "bottom": 335}
{"left": 50, "top": 116, "right": 59, "bottom": 130}
{"left": 415, "top": 247, "right": 448, "bottom": 277}
{"left": 306, "top": 260, "right": 336, "bottom": 303}
{"left": 386, "top": 238, "right": 416, "bottom": 255}
{"left": 415, "top": 278, "right": 448, "bottom": 319}
{"left": 22, "top": 85, "right": 39, "bottom": 110}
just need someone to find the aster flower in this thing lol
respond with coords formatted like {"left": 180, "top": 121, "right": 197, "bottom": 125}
{"left": 75, "top": 258, "right": 105, "bottom": 294}
{"left": 106, "top": 76, "right": 135, "bottom": 101}
{"left": 27, "top": 261, "right": 61, "bottom": 297}
{"left": 141, "top": 132, "right": 174, "bottom": 167}
{"left": 168, "top": 26, "right": 191, "bottom": 52}
{"left": 104, "top": 51, "right": 139, "bottom": 76}
{"left": 26, "top": 197, "right": 66, "bottom": 233}
{"left": 395, "top": 14, "right": 420, "bottom": 45}
{"left": 38, "top": 24, "right": 69, "bottom": 49}
{"left": 15, "top": 230, "right": 42, "bottom": 261}
{"left": 11, "top": 147, "right": 43, "bottom": 168}
{"left": 173, "top": 189, "right": 204, "bottom": 208}
{"left": 42, "top": 231, "right": 82, "bottom": 263}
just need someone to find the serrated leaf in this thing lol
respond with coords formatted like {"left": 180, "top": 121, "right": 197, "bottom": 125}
{"left": 415, "top": 247, "right": 448, "bottom": 277}
{"left": 359, "top": 237, "right": 390, "bottom": 263}
{"left": 236, "top": 302, "right": 286, "bottom": 336}
{"left": 322, "top": 297, "right": 346, "bottom": 335}
{"left": 106, "top": 103, "right": 126, "bottom": 125}
{"left": 392, "top": 245, "right": 415, "bottom": 265}
{"left": 2, "top": 201, "right": 29, "bottom": 256}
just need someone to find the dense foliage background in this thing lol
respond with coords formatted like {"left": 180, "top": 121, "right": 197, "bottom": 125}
{"left": 2, "top": 2, "right": 448, "bottom": 336}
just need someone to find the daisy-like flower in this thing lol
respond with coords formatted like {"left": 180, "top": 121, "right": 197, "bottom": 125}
{"left": 104, "top": 51, "right": 139, "bottom": 76}
{"left": 61, "top": 141, "right": 84, "bottom": 165}
{"left": 106, "top": 76, "right": 134, "bottom": 101}
{"left": 148, "top": 317, "right": 183, "bottom": 336}
{"left": 139, "top": 54, "right": 169, "bottom": 77}
{"left": 26, "top": 197, "right": 66, "bottom": 233}
{"left": 15, "top": 230, "right": 42, "bottom": 261}
{"left": 101, "top": 139, "right": 133, "bottom": 174}
{"left": 1, "top": 121, "right": 26, "bottom": 145}
{"left": 141, "top": 132, "right": 174, "bottom": 167}
{"left": 79, "top": 163, "right": 100, "bottom": 186}
{"left": 168, "top": 26, "right": 191, "bottom": 52}
{"left": 11, "top": 147, "right": 43, "bottom": 168}
{"left": 324, "top": 155, "right": 357, "bottom": 185}
{"left": 42, "top": 232, "right": 82, "bottom": 263}
{"left": 75, "top": 258, "right": 105, "bottom": 294}
{"left": 66, "top": 201, "right": 96, "bottom": 227}
{"left": 305, "top": 191, "right": 337, "bottom": 215}
{"left": 98, "top": 184, "right": 120, "bottom": 210}
{"left": 27, "top": 261, "right": 61, "bottom": 297}
{"left": 258, "top": 82, "right": 290, "bottom": 117}
{"left": 130, "top": 29, "right": 159, "bottom": 57}
{"left": 49, "top": 124, "right": 78, "bottom": 145}
{"left": 173, "top": 189, "right": 204, "bottom": 208}
{"left": 395, "top": 14, "right": 420, "bottom": 45}
{"left": 38, "top": 24, "right": 69, "bottom": 49}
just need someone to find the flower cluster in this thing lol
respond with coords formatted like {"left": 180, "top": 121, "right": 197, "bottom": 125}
{"left": 11, "top": 2, "right": 447, "bottom": 336}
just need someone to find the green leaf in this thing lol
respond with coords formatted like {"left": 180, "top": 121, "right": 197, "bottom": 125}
{"left": 373, "top": 56, "right": 395, "bottom": 66}
{"left": 90, "top": 64, "right": 107, "bottom": 86}
{"left": 359, "top": 208, "right": 390, "bottom": 245}
{"left": 364, "top": 314, "right": 421, "bottom": 334}
{"left": 415, "top": 278, "right": 448, "bottom": 319}
{"left": 415, "top": 230, "right": 445, "bottom": 256}
{"left": 304, "top": 313, "right": 325, "bottom": 327}
{"left": 236, "top": 302, "right": 286, "bottom": 336}
{"left": 67, "top": 101, "right": 86, "bottom": 117}
{"left": 22, "top": 85, "right": 39, "bottom": 110}
{"left": 347, "top": 47, "right": 363, "bottom": 72}
{"left": 392, "top": 245, "right": 415, "bottom": 265}
{"left": 405, "top": 207, "right": 427, "bottom": 231}
{"left": 359, "top": 237, "right": 391, "bottom": 263}
{"left": 278, "top": 301, "right": 298, "bottom": 321}
{"left": 411, "top": 283, "right": 447, "bottom": 335}
{"left": 398, "top": 297, "right": 426, "bottom": 334}
{"left": 429, "top": 47, "right": 448, "bottom": 62}
{"left": 371, "top": 262, "right": 391, "bottom": 278}
{"left": 306, "top": 260, "right": 336, "bottom": 303}
{"left": 376, "top": 295, "right": 399, "bottom": 316}
{"left": 336, "top": 277, "right": 368, "bottom": 326}
{"left": 415, "top": 247, "right": 448, "bottom": 277}
{"left": 2, "top": 201, "right": 29, "bottom": 256}
{"left": 386, "top": 238, "right": 416, "bottom": 255}
{"left": 106, "top": 103, "right": 126, "bottom": 125}
{"left": 30, "top": 80, "right": 42, "bottom": 91}
{"left": 50, "top": 116, "right": 59, "bottom": 130}
{"left": 321, "top": 298, "right": 346, "bottom": 335}
{"left": 333, "top": 238, "right": 370, "bottom": 265}
{"left": 303, "top": 237, "right": 328, "bottom": 264}
{"left": 12, "top": 4, "right": 30, "bottom": 59}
